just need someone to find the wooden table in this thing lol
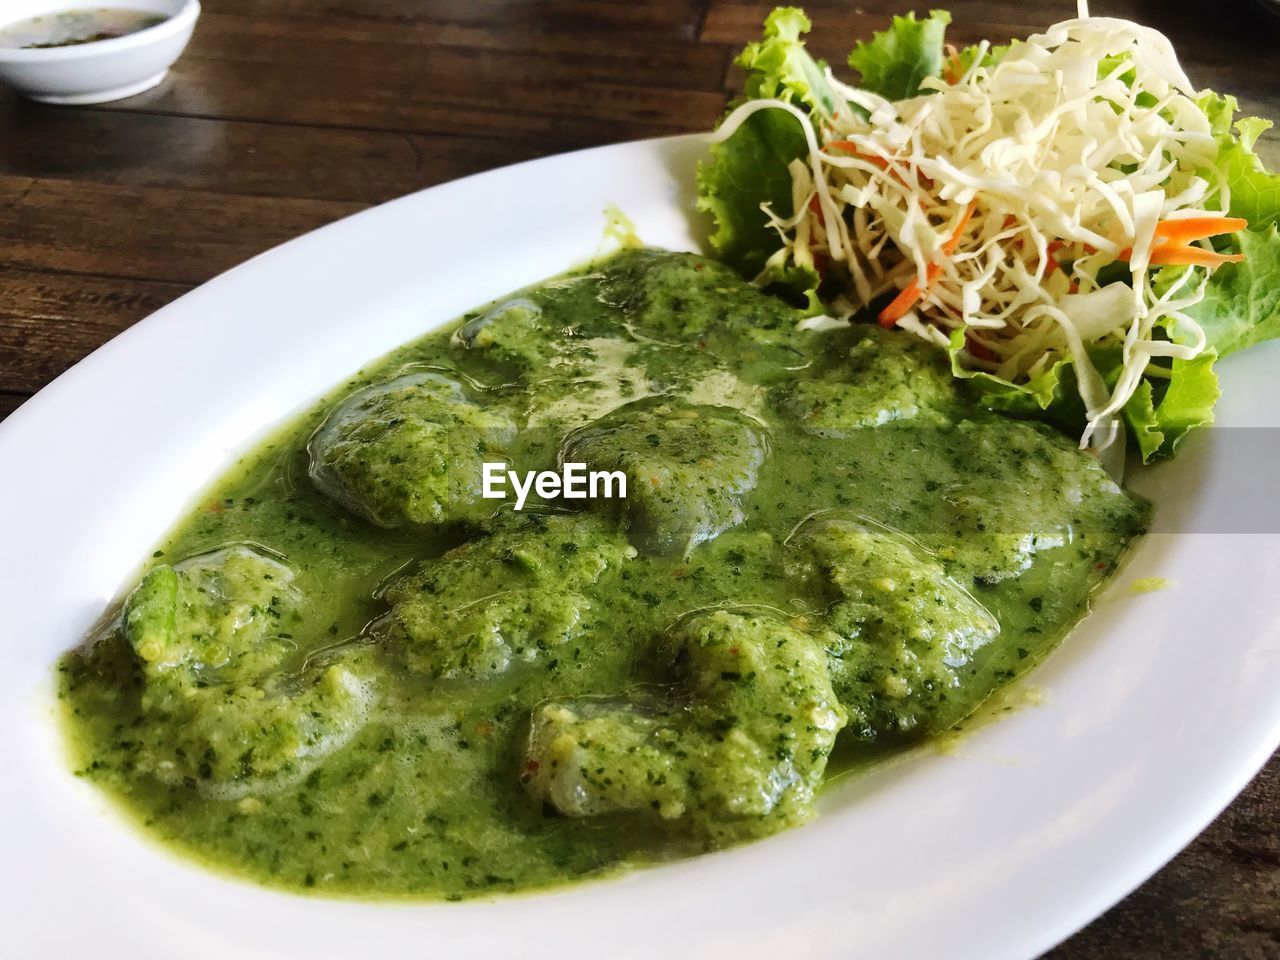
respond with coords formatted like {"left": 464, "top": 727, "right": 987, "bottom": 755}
{"left": 2, "top": 1, "right": 1276, "bottom": 955}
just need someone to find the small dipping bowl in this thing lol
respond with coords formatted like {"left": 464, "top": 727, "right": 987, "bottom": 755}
{"left": 0, "top": 0, "right": 200, "bottom": 105}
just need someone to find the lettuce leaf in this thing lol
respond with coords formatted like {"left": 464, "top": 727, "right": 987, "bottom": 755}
{"left": 1198, "top": 90, "right": 1238, "bottom": 135}
{"left": 956, "top": 41, "right": 1010, "bottom": 76}
{"left": 1186, "top": 225, "right": 1280, "bottom": 357}
{"left": 946, "top": 328, "right": 1071, "bottom": 413}
{"left": 1218, "top": 120, "right": 1280, "bottom": 228}
{"left": 699, "top": 6, "right": 957, "bottom": 296}
{"left": 737, "top": 7, "right": 841, "bottom": 113}
{"left": 1122, "top": 354, "right": 1220, "bottom": 461}
{"left": 1198, "top": 91, "right": 1280, "bottom": 228}
{"left": 696, "top": 8, "right": 835, "bottom": 283}
{"left": 696, "top": 109, "right": 808, "bottom": 278}
{"left": 948, "top": 330, "right": 1220, "bottom": 462}
{"left": 848, "top": 10, "right": 951, "bottom": 101}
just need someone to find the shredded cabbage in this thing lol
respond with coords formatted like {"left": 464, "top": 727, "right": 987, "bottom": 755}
{"left": 708, "top": 2, "right": 1239, "bottom": 450}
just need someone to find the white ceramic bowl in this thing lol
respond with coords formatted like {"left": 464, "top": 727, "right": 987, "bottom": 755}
{"left": 0, "top": 0, "right": 199, "bottom": 105}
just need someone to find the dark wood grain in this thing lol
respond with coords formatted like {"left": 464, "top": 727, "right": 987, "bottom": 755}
{"left": 0, "top": 268, "right": 189, "bottom": 393}
{"left": 205, "top": 0, "right": 712, "bottom": 42}
{"left": 185, "top": 10, "right": 725, "bottom": 80}
{"left": 22, "top": 4, "right": 734, "bottom": 148}
{"left": 0, "top": 175, "right": 364, "bottom": 283}
{"left": 107, "top": 58, "right": 728, "bottom": 145}
{"left": 0, "top": 391, "right": 27, "bottom": 422}
{"left": 0, "top": 105, "right": 553, "bottom": 204}
{"left": 0, "top": 0, "right": 1275, "bottom": 955}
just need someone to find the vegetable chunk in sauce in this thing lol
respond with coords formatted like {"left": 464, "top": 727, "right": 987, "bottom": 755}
{"left": 928, "top": 420, "right": 1139, "bottom": 585}
{"left": 789, "top": 520, "right": 998, "bottom": 739}
{"left": 562, "top": 398, "right": 768, "bottom": 556}
{"left": 309, "top": 371, "right": 516, "bottom": 528}
{"left": 775, "top": 326, "right": 956, "bottom": 434}
{"left": 125, "top": 545, "right": 303, "bottom": 683}
{"left": 380, "top": 513, "right": 635, "bottom": 679}
{"left": 453, "top": 299, "right": 554, "bottom": 371}
{"left": 523, "top": 610, "right": 846, "bottom": 839}
{"left": 116, "top": 546, "right": 375, "bottom": 793}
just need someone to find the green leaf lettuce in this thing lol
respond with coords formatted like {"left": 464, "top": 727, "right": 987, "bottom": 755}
{"left": 1187, "top": 224, "right": 1280, "bottom": 358}
{"left": 847, "top": 10, "right": 952, "bottom": 101}
{"left": 1199, "top": 92, "right": 1280, "bottom": 229}
{"left": 696, "top": 8, "right": 834, "bottom": 283}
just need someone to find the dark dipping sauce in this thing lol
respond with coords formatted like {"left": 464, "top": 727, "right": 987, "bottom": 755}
{"left": 0, "top": 9, "right": 166, "bottom": 49}
{"left": 57, "top": 249, "right": 1149, "bottom": 900}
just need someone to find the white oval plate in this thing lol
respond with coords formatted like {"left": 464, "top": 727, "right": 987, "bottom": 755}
{"left": 3, "top": 135, "right": 1278, "bottom": 960}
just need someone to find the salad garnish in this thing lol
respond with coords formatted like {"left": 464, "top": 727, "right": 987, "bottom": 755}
{"left": 698, "top": 2, "right": 1280, "bottom": 460}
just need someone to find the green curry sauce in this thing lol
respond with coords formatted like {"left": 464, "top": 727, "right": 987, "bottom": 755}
{"left": 58, "top": 249, "right": 1148, "bottom": 899}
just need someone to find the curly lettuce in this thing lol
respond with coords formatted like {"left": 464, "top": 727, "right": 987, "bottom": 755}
{"left": 695, "top": 8, "right": 830, "bottom": 291}
{"left": 847, "top": 10, "right": 951, "bottom": 101}
{"left": 948, "top": 334, "right": 1222, "bottom": 462}
{"left": 1200, "top": 93, "right": 1280, "bottom": 229}
{"left": 1187, "top": 226, "right": 1280, "bottom": 357}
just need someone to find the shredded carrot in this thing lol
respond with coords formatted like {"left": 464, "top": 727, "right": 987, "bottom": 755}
{"left": 879, "top": 276, "right": 928, "bottom": 326}
{"left": 943, "top": 43, "right": 964, "bottom": 84}
{"left": 1117, "top": 215, "right": 1247, "bottom": 267}
{"left": 1153, "top": 216, "right": 1247, "bottom": 245}
{"left": 1146, "top": 246, "right": 1244, "bottom": 267}
{"left": 941, "top": 202, "right": 979, "bottom": 256}
{"left": 1040, "top": 240, "right": 1061, "bottom": 274}
{"left": 826, "top": 140, "right": 890, "bottom": 169}
{"left": 879, "top": 201, "right": 978, "bottom": 327}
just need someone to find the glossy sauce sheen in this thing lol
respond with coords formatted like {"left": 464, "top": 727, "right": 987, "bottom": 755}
{"left": 58, "top": 250, "right": 1149, "bottom": 899}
